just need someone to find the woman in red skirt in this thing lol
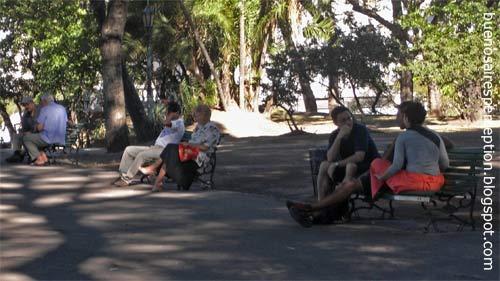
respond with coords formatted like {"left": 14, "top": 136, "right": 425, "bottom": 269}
{"left": 370, "top": 101, "right": 449, "bottom": 198}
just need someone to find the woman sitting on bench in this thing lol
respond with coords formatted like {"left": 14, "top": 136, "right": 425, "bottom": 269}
{"left": 287, "top": 101, "right": 450, "bottom": 227}
{"left": 368, "top": 101, "right": 450, "bottom": 199}
{"left": 140, "top": 104, "right": 220, "bottom": 192}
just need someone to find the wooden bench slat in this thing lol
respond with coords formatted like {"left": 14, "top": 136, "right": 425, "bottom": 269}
{"left": 445, "top": 167, "right": 482, "bottom": 174}
{"left": 448, "top": 161, "right": 482, "bottom": 167}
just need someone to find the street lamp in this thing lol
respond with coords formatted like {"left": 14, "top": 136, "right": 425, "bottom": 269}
{"left": 143, "top": 2, "right": 154, "bottom": 121}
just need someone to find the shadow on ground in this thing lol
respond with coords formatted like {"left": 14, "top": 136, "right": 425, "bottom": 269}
{"left": 1, "top": 125, "right": 499, "bottom": 280}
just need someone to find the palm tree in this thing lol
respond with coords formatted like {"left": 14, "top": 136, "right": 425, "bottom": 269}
{"left": 178, "top": 0, "right": 230, "bottom": 110}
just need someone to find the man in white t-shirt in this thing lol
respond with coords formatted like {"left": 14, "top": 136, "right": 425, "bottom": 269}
{"left": 114, "top": 101, "right": 185, "bottom": 186}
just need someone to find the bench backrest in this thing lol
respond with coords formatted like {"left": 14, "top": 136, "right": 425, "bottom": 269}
{"left": 440, "top": 148, "right": 483, "bottom": 194}
{"left": 65, "top": 124, "right": 84, "bottom": 148}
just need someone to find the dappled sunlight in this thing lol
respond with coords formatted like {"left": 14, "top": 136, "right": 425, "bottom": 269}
{"left": 120, "top": 243, "right": 184, "bottom": 253}
{"left": 0, "top": 182, "right": 23, "bottom": 190}
{"left": 0, "top": 272, "right": 35, "bottom": 281}
{"left": 29, "top": 183, "right": 82, "bottom": 191}
{"left": 82, "top": 212, "right": 168, "bottom": 225}
{"left": 247, "top": 218, "right": 290, "bottom": 226}
{"left": 36, "top": 176, "right": 89, "bottom": 183}
{"left": 9, "top": 216, "right": 48, "bottom": 225}
{"left": 365, "top": 255, "right": 416, "bottom": 267}
{"left": 92, "top": 171, "right": 121, "bottom": 179}
{"left": 149, "top": 258, "right": 189, "bottom": 268}
{"left": 80, "top": 257, "right": 165, "bottom": 281}
{"left": 1, "top": 212, "right": 64, "bottom": 269}
{"left": 80, "top": 188, "right": 150, "bottom": 201}
{"left": 0, "top": 204, "right": 16, "bottom": 211}
{"left": 33, "top": 193, "right": 75, "bottom": 207}
{"left": 155, "top": 233, "right": 215, "bottom": 244}
{"left": 152, "top": 191, "right": 211, "bottom": 199}
{"left": 357, "top": 245, "right": 399, "bottom": 253}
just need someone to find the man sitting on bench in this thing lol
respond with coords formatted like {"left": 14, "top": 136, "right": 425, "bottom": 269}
{"left": 22, "top": 93, "right": 68, "bottom": 166}
{"left": 287, "top": 102, "right": 450, "bottom": 228}
{"left": 113, "top": 101, "right": 185, "bottom": 187}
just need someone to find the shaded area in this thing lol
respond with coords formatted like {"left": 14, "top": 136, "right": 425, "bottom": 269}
{"left": 1, "top": 161, "right": 499, "bottom": 280}
{"left": 1, "top": 124, "right": 499, "bottom": 280}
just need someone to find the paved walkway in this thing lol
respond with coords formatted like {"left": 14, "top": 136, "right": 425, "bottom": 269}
{"left": 1, "top": 158, "right": 499, "bottom": 280}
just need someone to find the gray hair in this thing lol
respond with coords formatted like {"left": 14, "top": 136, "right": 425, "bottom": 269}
{"left": 194, "top": 104, "right": 211, "bottom": 119}
{"left": 40, "top": 93, "right": 54, "bottom": 103}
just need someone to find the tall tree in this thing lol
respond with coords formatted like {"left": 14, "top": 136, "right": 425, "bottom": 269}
{"left": 178, "top": 0, "right": 229, "bottom": 111}
{"left": 403, "top": 1, "right": 500, "bottom": 121}
{"left": 91, "top": 0, "right": 129, "bottom": 151}
{"left": 345, "top": 0, "right": 423, "bottom": 102}
{"left": 1, "top": 0, "right": 101, "bottom": 141}
{"left": 277, "top": 0, "right": 317, "bottom": 112}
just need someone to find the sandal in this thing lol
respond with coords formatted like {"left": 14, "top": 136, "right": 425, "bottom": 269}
{"left": 151, "top": 184, "right": 164, "bottom": 192}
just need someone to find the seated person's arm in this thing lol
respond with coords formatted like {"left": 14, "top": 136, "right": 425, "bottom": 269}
{"left": 162, "top": 113, "right": 174, "bottom": 127}
{"left": 441, "top": 135, "right": 455, "bottom": 150}
{"left": 327, "top": 126, "right": 351, "bottom": 162}
{"left": 36, "top": 122, "right": 44, "bottom": 132}
{"left": 382, "top": 139, "right": 396, "bottom": 161}
{"left": 186, "top": 143, "right": 209, "bottom": 152}
{"left": 335, "top": 124, "right": 369, "bottom": 166}
{"left": 337, "top": 151, "right": 365, "bottom": 167}
{"left": 326, "top": 137, "right": 342, "bottom": 162}
{"left": 438, "top": 137, "right": 450, "bottom": 171}
{"left": 377, "top": 136, "right": 405, "bottom": 181}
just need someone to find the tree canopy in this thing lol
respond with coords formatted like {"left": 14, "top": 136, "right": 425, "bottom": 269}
{"left": 1, "top": 0, "right": 498, "bottom": 146}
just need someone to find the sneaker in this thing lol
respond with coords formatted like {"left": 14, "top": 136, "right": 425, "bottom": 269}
{"left": 288, "top": 207, "right": 313, "bottom": 228}
{"left": 113, "top": 175, "right": 132, "bottom": 187}
{"left": 286, "top": 200, "right": 312, "bottom": 211}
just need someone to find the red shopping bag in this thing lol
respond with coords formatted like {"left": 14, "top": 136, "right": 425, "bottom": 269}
{"left": 178, "top": 143, "right": 199, "bottom": 162}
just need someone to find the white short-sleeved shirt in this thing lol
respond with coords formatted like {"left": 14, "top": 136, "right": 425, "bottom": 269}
{"left": 154, "top": 118, "right": 185, "bottom": 147}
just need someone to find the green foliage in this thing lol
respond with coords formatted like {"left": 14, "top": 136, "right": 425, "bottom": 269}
{"left": 263, "top": 50, "right": 301, "bottom": 131}
{"left": 0, "top": 0, "right": 101, "bottom": 120}
{"left": 179, "top": 79, "right": 201, "bottom": 125}
{"left": 402, "top": 1, "right": 500, "bottom": 118}
{"left": 306, "top": 26, "right": 399, "bottom": 113}
{"left": 302, "top": 11, "right": 335, "bottom": 42}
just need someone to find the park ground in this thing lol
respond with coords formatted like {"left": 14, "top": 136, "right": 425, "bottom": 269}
{"left": 1, "top": 111, "right": 499, "bottom": 280}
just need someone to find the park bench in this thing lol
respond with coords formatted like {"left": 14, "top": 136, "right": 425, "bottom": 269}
{"left": 308, "top": 147, "right": 483, "bottom": 231}
{"left": 44, "top": 123, "right": 85, "bottom": 166}
{"left": 140, "top": 130, "right": 224, "bottom": 190}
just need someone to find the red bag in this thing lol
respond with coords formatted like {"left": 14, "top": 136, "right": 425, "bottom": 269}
{"left": 178, "top": 143, "right": 199, "bottom": 162}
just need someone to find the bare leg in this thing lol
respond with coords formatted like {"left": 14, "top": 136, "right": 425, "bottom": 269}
{"left": 342, "top": 163, "right": 357, "bottom": 183}
{"left": 34, "top": 152, "right": 48, "bottom": 165}
{"left": 310, "top": 178, "right": 362, "bottom": 210}
{"left": 140, "top": 159, "right": 163, "bottom": 175}
{"left": 152, "top": 164, "right": 167, "bottom": 192}
{"left": 317, "top": 161, "right": 334, "bottom": 201}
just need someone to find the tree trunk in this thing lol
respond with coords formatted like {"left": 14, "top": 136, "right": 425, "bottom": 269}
{"left": 220, "top": 53, "right": 233, "bottom": 108}
{"left": 347, "top": 0, "right": 416, "bottom": 102}
{"left": 400, "top": 69, "right": 413, "bottom": 101}
{"left": 427, "top": 82, "right": 442, "bottom": 118}
{"left": 0, "top": 102, "right": 15, "bottom": 144}
{"left": 328, "top": 74, "right": 344, "bottom": 110}
{"left": 350, "top": 79, "right": 365, "bottom": 120}
{"left": 371, "top": 87, "right": 383, "bottom": 114}
{"left": 251, "top": 21, "right": 274, "bottom": 112}
{"left": 465, "top": 82, "right": 483, "bottom": 122}
{"left": 122, "top": 61, "right": 156, "bottom": 142}
{"left": 178, "top": 0, "right": 228, "bottom": 111}
{"left": 239, "top": 0, "right": 246, "bottom": 110}
{"left": 100, "top": 0, "right": 129, "bottom": 152}
{"left": 278, "top": 18, "right": 317, "bottom": 112}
